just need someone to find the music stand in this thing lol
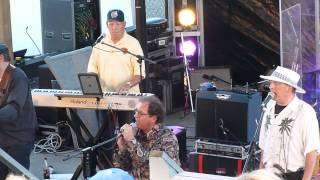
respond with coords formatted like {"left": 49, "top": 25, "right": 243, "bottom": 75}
{"left": 78, "top": 73, "right": 103, "bottom": 100}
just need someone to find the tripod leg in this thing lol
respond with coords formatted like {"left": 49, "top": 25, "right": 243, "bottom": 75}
{"left": 82, "top": 151, "right": 97, "bottom": 178}
{"left": 181, "top": 85, "right": 190, "bottom": 118}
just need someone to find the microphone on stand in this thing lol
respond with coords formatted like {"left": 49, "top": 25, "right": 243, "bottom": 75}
{"left": 100, "top": 41, "right": 154, "bottom": 64}
{"left": 93, "top": 33, "right": 106, "bottom": 46}
{"left": 261, "top": 92, "right": 273, "bottom": 108}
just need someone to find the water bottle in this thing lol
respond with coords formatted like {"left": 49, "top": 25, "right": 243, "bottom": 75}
{"left": 43, "top": 157, "right": 50, "bottom": 180}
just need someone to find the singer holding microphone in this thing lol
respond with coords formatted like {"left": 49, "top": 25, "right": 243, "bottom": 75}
{"left": 113, "top": 96, "right": 180, "bottom": 179}
{"left": 258, "top": 66, "right": 320, "bottom": 180}
{"left": 87, "top": 9, "right": 145, "bottom": 168}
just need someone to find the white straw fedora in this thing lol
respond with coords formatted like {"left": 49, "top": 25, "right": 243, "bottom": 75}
{"left": 260, "top": 66, "right": 305, "bottom": 94}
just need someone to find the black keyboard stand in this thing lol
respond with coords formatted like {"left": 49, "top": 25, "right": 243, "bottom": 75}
{"left": 62, "top": 108, "right": 115, "bottom": 180}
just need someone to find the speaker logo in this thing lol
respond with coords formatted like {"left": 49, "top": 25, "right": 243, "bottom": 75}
{"left": 216, "top": 93, "right": 231, "bottom": 100}
{"left": 215, "top": 168, "right": 226, "bottom": 175}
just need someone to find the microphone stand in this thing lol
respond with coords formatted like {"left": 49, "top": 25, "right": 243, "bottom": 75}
{"left": 221, "top": 127, "right": 245, "bottom": 146}
{"left": 242, "top": 99, "right": 270, "bottom": 173}
{"left": 218, "top": 120, "right": 247, "bottom": 150}
{"left": 100, "top": 42, "right": 157, "bottom": 84}
{"left": 180, "top": 32, "right": 195, "bottom": 112}
{"left": 63, "top": 136, "right": 117, "bottom": 180}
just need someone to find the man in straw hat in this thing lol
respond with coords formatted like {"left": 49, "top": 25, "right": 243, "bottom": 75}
{"left": 258, "top": 66, "right": 320, "bottom": 180}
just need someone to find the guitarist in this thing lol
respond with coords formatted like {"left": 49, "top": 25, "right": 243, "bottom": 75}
{"left": 0, "top": 42, "right": 37, "bottom": 179}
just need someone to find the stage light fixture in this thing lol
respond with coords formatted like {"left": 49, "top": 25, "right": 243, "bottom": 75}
{"left": 179, "top": 40, "right": 196, "bottom": 56}
{"left": 178, "top": 8, "right": 196, "bottom": 27}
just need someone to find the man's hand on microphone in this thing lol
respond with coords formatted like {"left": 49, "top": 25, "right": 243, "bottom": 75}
{"left": 116, "top": 136, "right": 126, "bottom": 152}
{"left": 120, "top": 124, "right": 135, "bottom": 142}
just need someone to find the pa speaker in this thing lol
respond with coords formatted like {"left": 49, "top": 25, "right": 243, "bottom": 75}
{"left": 196, "top": 90, "right": 261, "bottom": 143}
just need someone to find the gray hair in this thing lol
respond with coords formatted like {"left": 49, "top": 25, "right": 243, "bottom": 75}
{"left": 237, "top": 168, "right": 283, "bottom": 180}
{"left": 5, "top": 174, "right": 28, "bottom": 180}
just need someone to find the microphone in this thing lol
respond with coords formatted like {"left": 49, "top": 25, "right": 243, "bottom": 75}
{"left": 120, "top": 122, "right": 138, "bottom": 135}
{"left": 93, "top": 33, "right": 105, "bottom": 46}
{"left": 261, "top": 92, "right": 273, "bottom": 108}
{"left": 130, "top": 122, "right": 138, "bottom": 135}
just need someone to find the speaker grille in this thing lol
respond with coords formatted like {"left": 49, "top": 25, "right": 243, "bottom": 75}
{"left": 196, "top": 91, "right": 261, "bottom": 142}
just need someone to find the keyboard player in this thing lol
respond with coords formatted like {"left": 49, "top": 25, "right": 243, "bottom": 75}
{"left": 87, "top": 9, "right": 145, "bottom": 169}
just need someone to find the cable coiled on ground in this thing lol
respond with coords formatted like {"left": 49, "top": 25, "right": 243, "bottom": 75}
{"left": 34, "top": 133, "right": 62, "bottom": 153}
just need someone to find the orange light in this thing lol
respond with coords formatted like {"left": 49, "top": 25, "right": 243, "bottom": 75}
{"left": 178, "top": 8, "right": 196, "bottom": 27}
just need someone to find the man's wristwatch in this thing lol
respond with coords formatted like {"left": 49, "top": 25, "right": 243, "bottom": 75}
{"left": 126, "top": 81, "right": 132, "bottom": 87}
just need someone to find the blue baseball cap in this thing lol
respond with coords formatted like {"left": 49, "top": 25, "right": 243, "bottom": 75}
{"left": 89, "top": 168, "right": 134, "bottom": 180}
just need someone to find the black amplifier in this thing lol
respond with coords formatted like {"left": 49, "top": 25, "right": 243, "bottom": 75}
{"left": 195, "top": 139, "right": 249, "bottom": 159}
{"left": 146, "top": 31, "right": 173, "bottom": 52}
{"left": 147, "top": 46, "right": 173, "bottom": 59}
{"left": 196, "top": 90, "right": 262, "bottom": 143}
{"left": 148, "top": 56, "right": 184, "bottom": 79}
{"left": 126, "top": 18, "right": 172, "bottom": 53}
{"left": 126, "top": 17, "right": 168, "bottom": 37}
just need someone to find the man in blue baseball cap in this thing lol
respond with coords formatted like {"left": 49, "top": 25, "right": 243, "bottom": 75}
{"left": 107, "top": 9, "right": 125, "bottom": 22}
{"left": 87, "top": 8, "right": 145, "bottom": 168}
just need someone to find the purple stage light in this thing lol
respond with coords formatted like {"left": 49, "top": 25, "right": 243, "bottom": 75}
{"left": 179, "top": 40, "right": 197, "bottom": 56}
{"left": 175, "top": 36, "right": 199, "bottom": 67}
